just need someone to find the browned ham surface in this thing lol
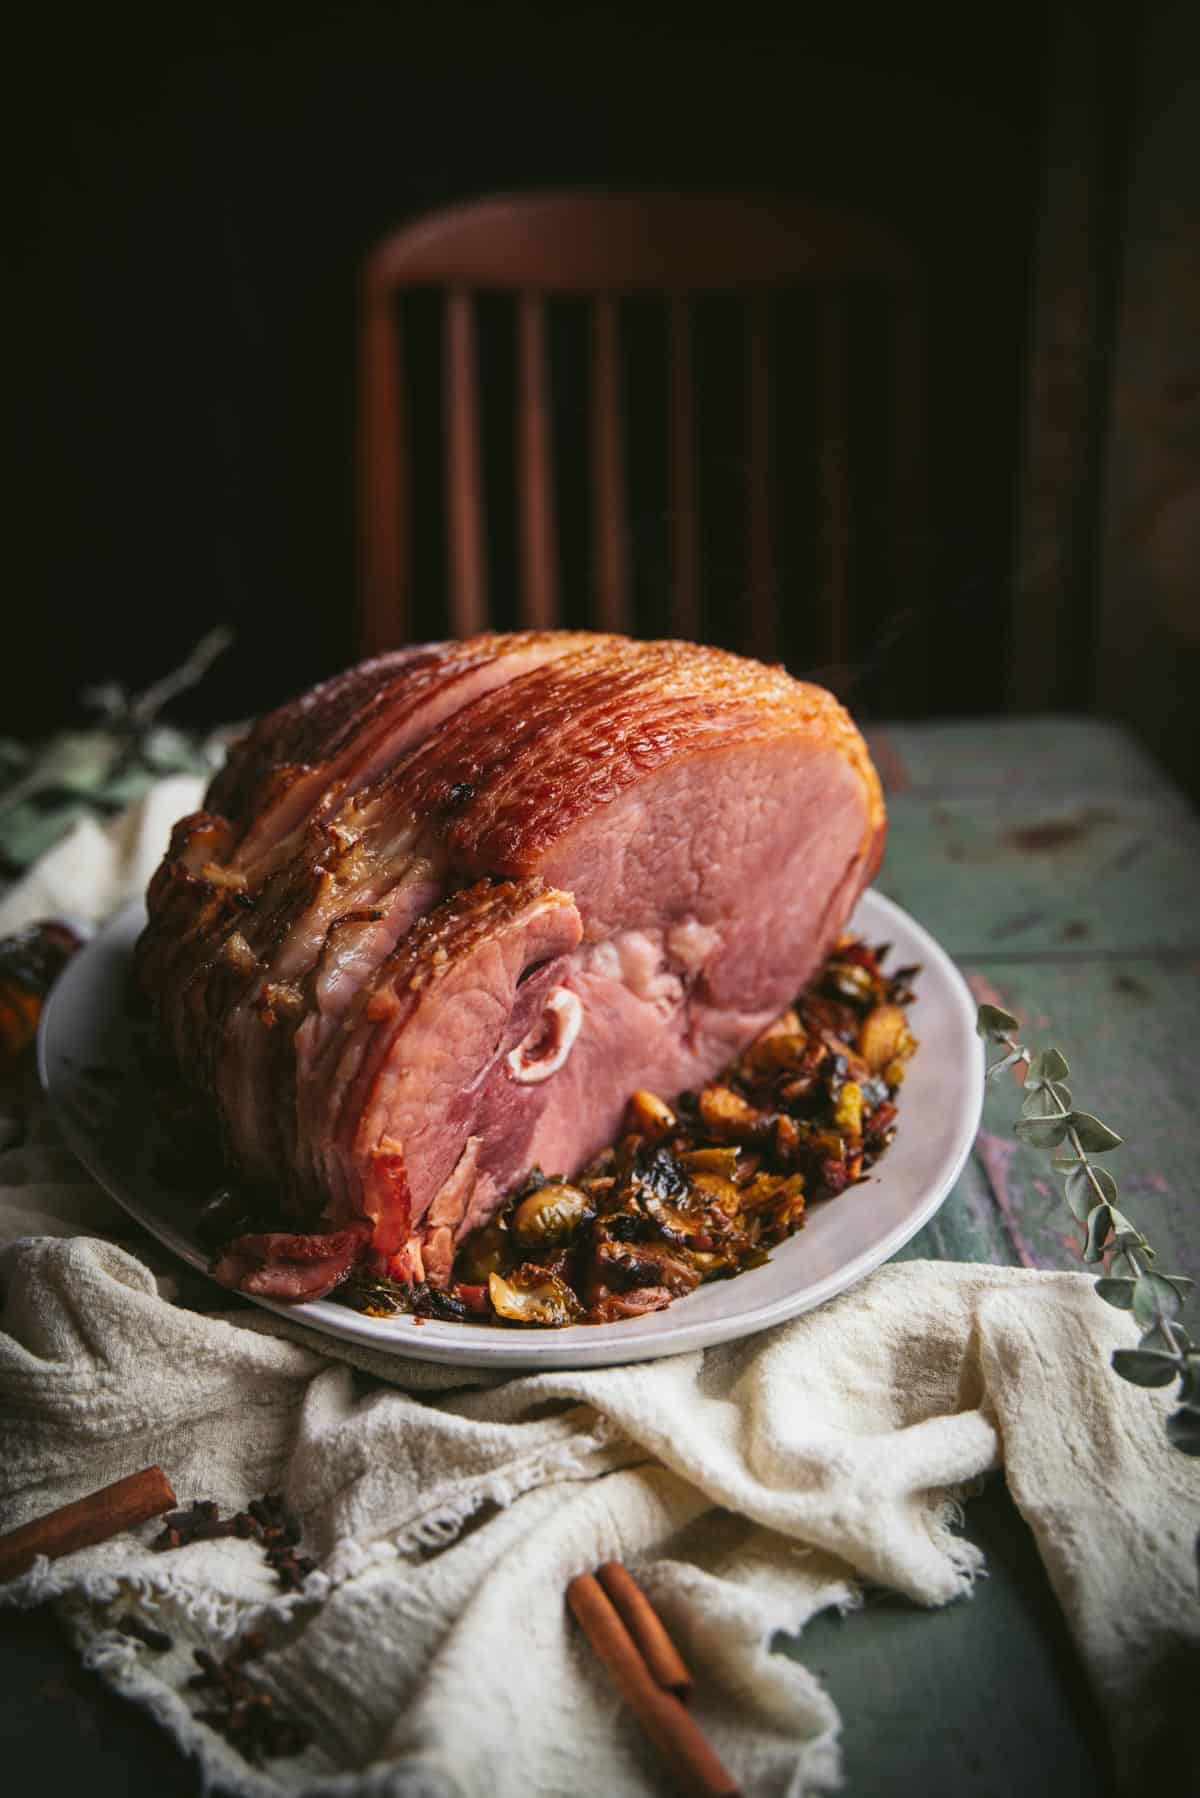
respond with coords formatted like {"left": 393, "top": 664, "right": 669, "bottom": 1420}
{"left": 137, "top": 633, "right": 886, "bottom": 1299}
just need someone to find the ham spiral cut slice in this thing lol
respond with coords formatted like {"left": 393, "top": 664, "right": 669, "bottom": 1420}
{"left": 136, "top": 633, "right": 886, "bottom": 1300}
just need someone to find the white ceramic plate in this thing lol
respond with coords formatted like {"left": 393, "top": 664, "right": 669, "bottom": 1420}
{"left": 37, "top": 891, "right": 982, "bottom": 1369}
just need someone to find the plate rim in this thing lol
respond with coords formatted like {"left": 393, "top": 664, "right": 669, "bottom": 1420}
{"left": 37, "top": 889, "right": 984, "bottom": 1369}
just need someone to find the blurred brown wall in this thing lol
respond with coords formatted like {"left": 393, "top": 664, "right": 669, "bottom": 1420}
{"left": 1094, "top": 0, "right": 1200, "bottom": 798}
{"left": 1008, "top": 0, "right": 1200, "bottom": 799}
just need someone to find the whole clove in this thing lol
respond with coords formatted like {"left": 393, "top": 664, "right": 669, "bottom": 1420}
{"left": 153, "top": 1500, "right": 256, "bottom": 1551}
{"left": 153, "top": 1493, "right": 316, "bottom": 1592}
{"left": 190, "top": 1634, "right": 311, "bottom": 1763}
{"left": 245, "top": 1494, "right": 301, "bottom": 1547}
{"left": 266, "top": 1544, "right": 317, "bottom": 1592}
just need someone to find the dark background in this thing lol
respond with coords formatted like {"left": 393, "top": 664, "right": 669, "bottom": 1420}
{"left": 9, "top": 2, "right": 1197, "bottom": 790}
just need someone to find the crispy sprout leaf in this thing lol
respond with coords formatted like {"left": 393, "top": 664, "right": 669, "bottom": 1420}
{"left": 488, "top": 1266, "right": 583, "bottom": 1327}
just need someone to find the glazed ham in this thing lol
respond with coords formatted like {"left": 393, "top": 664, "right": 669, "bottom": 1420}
{"left": 137, "top": 633, "right": 885, "bottom": 1300}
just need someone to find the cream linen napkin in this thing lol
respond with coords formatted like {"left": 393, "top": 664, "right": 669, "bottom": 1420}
{"left": 1, "top": 782, "right": 1196, "bottom": 1797}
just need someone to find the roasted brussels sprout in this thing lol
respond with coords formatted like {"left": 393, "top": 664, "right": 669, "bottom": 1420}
{"left": 511, "top": 1181, "right": 595, "bottom": 1248}
{"left": 488, "top": 1265, "right": 584, "bottom": 1326}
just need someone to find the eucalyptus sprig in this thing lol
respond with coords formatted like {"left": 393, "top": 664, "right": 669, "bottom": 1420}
{"left": 976, "top": 1002, "right": 1200, "bottom": 1458}
{"left": 0, "top": 627, "right": 234, "bottom": 871}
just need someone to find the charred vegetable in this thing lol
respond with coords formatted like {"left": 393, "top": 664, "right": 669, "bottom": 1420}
{"left": 488, "top": 1265, "right": 584, "bottom": 1326}
{"left": 511, "top": 1181, "right": 595, "bottom": 1248}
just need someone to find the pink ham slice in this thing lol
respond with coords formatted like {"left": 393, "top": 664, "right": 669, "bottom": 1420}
{"left": 137, "top": 632, "right": 592, "bottom": 1192}
{"left": 137, "top": 633, "right": 886, "bottom": 1300}
{"left": 211, "top": 1225, "right": 372, "bottom": 1300}
{"left": 319, "top": 879, "right": 582, "bottom": 1281}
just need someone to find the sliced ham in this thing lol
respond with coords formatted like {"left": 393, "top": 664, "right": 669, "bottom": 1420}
{"left": 137, "top": 632, "right": 885, "bottom": 1300}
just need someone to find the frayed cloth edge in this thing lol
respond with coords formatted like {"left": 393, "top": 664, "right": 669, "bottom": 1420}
{"left": 324, "top": 1417, "right": 639, "bottom": 1585}
{"left": 0, "top": 1557, "right": 330, "bottom": 1641}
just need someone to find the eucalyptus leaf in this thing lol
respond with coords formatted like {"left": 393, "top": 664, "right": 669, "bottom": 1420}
{"left": 1015, "top": 1115, "right": 1070, "bottom": 1149}
{"left": 1111, "top": 1348, "right": 1180, "bottom": 1389}
{"left": 0, "top": 798, "right": 90, "bottom": 868}
{"left": 1064, "top": 1163, "right": 1116, "bottom": 1222}
{"left": 1022, "top": 1084, "right": 1069, "bottom": 1119}
{"left": 1133, "top": 1272, "right": 1184, "bottom": 1328}
{"left": 95, "top": 769, "right": 159, "bottom": 809}
{"left": 1165, "top": 1407, "right": 1200, "bottom": 1455}
{"left": 1069, "top": 1111, "right": 1123, "bottom": 1153}
{"left": 1094, "top": 1277, "right": 1136, "bottom": 1310}
{"left": 1109, "top": 1250, "right": 1140, "bottom": 1280}
{"left": 143, "top": 725, "right": 209, "bottom": 772}
{"left": 21, "top": 731, "right": 120, "bottom": 796}
{"left": 976, "top": 1003, "right": 1019, "bottom": 1040}
{"left": 1138, "top": 1326, "right": 1178, "bottom": 1355}
{"left": 1180, "top": 1359, "right": 1200, "bottom": 1407}
{"left": 1028, "top": 1047, "right": 1070, "bottom": 1083}
{"left": 1083, "top": 1203, "right": 1113, "bottom": 1262}
{"left": 1106, "top": 1209, "right": 1142, "bottom": 1245}
{"left": 986, "top": 1048, "right": 1026, "bottom": 1082}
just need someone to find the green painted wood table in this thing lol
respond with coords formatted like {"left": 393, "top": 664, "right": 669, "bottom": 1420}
{"left": 2, "top": 715, "right": 1197, "bottom": 1796}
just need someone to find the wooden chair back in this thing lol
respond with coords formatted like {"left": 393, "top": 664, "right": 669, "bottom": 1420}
{"left": 358, "top": 189, "right": 927, "bottom": 695}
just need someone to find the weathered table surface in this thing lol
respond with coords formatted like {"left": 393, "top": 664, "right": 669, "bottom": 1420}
{"left": 3, "top": 714, "right": 1197, "bottom": 1795}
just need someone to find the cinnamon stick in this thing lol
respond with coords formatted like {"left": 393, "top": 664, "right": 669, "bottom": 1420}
{"left": 567, "top": 1572, "right": 741, "bottom": 1798}
{"left": 597, "top": 1560, "right": 694, "bottom": 1700}
{"left": 0, "top": 1466, "right": 177, "bottom": 1582}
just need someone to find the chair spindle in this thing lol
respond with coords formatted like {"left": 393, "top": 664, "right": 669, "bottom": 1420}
{"left": 816, "top": 288, "right": 851, "bottom": 673}
{"left": 515, "top": 294, "right": 558, "bottom": 630}
{"left": 444, "top": 290, "right": 488, "bottom": 637}
{"left": 591, "top": 296, "right": 629, "bottom": 634}
{"left": 744, "top": 294, "right": 776, "bottom": 661}
{"left": 359, "top": 290, "right": 410, "bottom": 652}
{"left": 667, "top": 297, "right": 701, "bottom": 642}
